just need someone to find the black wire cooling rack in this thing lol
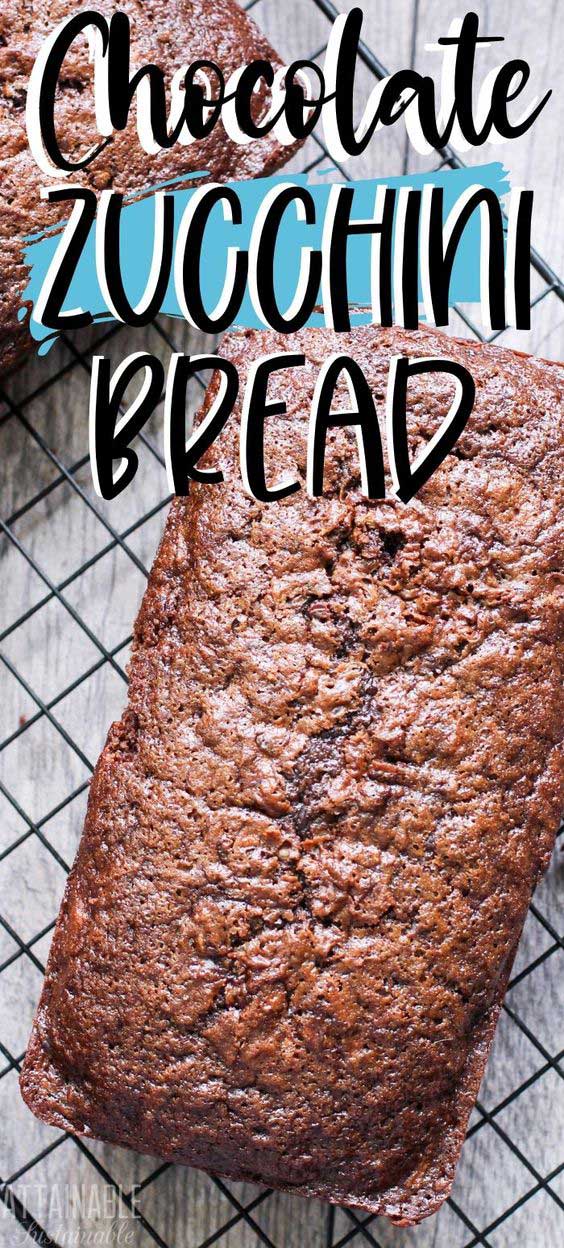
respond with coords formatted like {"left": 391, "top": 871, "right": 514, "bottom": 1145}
{"left": 0, "top": 1, "right": 563, "bottom": 1246}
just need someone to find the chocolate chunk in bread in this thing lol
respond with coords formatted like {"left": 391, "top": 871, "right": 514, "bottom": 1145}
{"left": 0, "top": 0, "right": 300, "bottom": 376}
{"left": 21, "top": 326, "right": 564, "bottom": 1223}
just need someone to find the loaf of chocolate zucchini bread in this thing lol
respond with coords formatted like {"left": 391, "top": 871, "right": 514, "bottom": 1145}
{"left": 0, "top": 0, "right": 298, "bottom": 376}
{"left": 21, "top": 326, "right": 564, "bottom": 1223}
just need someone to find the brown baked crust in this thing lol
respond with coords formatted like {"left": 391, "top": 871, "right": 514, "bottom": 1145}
{"left": 0, "top": 0, "right": 299, "bottom": 376}
{"left": 21, "top": 326, "right": 564, "bottom": 1222}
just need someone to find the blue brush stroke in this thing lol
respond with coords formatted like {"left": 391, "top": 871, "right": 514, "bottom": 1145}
{"left": 22, "top": 163, "right": 510, "bottom": 353}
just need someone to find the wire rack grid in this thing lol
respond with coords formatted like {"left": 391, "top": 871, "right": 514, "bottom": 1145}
{"left": 0, "top": 1, "right": 562, "bottom": 1246}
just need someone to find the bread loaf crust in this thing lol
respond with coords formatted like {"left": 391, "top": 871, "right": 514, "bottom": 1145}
{"left": 0, "top": 0, "right": 299, "bottom": 375}
{"left": 21, "top": 326, "right": 564, "bottom": 1223}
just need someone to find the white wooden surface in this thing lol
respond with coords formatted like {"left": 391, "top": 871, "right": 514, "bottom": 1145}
{"left": 0, "top": 2, "right": 562, "bottom": 1247}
